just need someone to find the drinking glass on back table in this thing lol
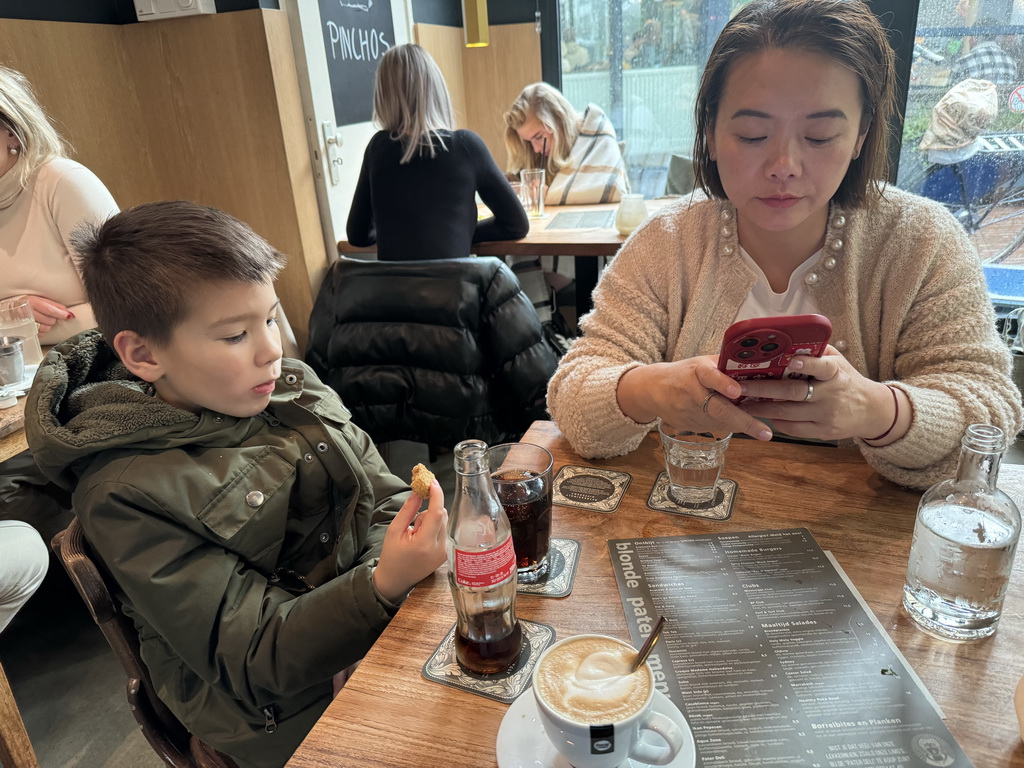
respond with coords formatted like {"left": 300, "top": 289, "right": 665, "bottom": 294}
{"left": 519, "top": 168, "right": 546, "bottom": 219}
{"left": 486, "top": 442, "right": 553, "bottom": 584}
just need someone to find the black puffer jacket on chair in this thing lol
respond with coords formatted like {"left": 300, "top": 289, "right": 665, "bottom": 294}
{"left": 306, "top": 256, "right": 559, "bottom": 448}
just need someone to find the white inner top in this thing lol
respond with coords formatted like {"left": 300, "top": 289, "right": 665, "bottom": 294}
{"left": 733, "top": 245, "right": 822, "bottom": 322}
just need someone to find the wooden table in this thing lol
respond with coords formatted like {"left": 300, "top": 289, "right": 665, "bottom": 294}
{"left": 337, "top": 200, "right": 673, "bottom": 320}
{"left": 0, "top": 397, "right": 28, "bottom": 464}
{"left": 287, "top": 421, "right": 1024, "bottom": 767}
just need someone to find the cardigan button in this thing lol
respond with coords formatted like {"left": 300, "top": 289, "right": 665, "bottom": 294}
{"left": 833, "top": 214, "right": 846, "bottom": 227}
{"left": 835, "top": 339, "right": 848, "bottom": 352}
{"left": 721, "top": 226, "right": 733, "bottom": 238}
{"left": 804, "top": 272, "right": 819, "bottom": 286}
{"left": 830, "top": 238, "right": 843, "bottom": 251}
{"left": 720, "top": 208, "right": 733, "bottom": 221}
{"left": 823, "top": 256, "right": 837, "bottom": 270}
{"left": 722, "top": 245, "right": 735, "bottom": 256}
{"left": 246, "top": 491, "right": 265, "bottom": 508}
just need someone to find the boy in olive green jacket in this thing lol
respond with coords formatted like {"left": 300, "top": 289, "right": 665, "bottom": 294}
{"left": 27, "top": 201, "right": 448, "bottom": 768}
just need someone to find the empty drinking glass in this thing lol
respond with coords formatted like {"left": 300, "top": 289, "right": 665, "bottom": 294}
{"left": 519, "top": 168, "right": 546, "bottom": 219}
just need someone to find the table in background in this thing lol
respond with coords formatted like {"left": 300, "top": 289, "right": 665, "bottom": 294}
{"left": 336, "top": 200, "right": 674, "bottom": 321}
{"left": 287, "top": 421, "right": 1024, "bottom": 768}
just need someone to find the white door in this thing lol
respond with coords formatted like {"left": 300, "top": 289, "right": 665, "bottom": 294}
{"left": 283, "top": 0, "right": 414, "bottom": 258}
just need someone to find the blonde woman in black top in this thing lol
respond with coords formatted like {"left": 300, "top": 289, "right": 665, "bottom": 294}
{"left": 346, "top": 44, "right": 528, "bottom": 261}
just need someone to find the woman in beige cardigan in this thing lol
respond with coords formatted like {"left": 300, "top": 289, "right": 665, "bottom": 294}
{"left": 547, "top": 0, "right": 1021, "bottom": 490}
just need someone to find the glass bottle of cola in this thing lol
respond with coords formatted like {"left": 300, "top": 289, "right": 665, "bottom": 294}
{"left": 447, "top": 439, "right": 523, "bottom": 675}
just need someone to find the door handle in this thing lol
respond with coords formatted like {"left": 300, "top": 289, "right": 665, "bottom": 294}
{"left": 321, "top": 121, "right": 343, "bottom": 186}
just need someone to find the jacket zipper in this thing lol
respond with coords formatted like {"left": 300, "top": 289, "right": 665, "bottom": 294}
{"left": 262, "top": 704, "right": 278, "bottom": 733}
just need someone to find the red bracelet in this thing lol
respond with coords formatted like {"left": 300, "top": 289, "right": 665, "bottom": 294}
{"left": 865, "top": 384, "right": 899, "bottom": 442}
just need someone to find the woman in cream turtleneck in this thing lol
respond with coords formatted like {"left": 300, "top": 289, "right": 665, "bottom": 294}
{"left": 0, "top": 65, "right": 118, "bottom": 345}
{"left": 0, "top": 66, "right": 118, "bottom": 607}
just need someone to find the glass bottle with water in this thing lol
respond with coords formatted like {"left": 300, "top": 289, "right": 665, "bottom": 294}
{"left": 903, "top": 424, "right": 1020, "bottom": 640}
{"left": 447, "top": 439, "right": 522, "bottom": 675}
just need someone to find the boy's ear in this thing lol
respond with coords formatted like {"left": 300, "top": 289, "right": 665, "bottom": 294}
{"left": 113, "top": 330, "right": 164, "bottom": 383}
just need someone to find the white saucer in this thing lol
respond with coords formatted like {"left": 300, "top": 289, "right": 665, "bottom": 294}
{"left": 496, "top": 689, "right": 696, "bottom": 768}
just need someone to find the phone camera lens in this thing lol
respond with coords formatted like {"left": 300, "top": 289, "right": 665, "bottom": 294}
{"left": 737, "top": 349, "right": 755, "bottom": 359}
{"left": 760, "top": 342, "right": 779, "bottom": 353}
{"left": 740, "top": 337, "right": 759, "bottom": 348}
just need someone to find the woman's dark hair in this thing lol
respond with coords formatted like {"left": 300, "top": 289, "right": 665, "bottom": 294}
{"left": 692, "top": 0, "right": 896, "bottom": 208}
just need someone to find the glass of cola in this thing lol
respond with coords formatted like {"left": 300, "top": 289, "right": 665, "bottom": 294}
{"left": 486, "top": 442, "right": 554, "bottom": 584}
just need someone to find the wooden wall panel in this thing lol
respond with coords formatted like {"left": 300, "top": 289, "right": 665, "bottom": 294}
{"left": 462, "top": 23, "right": 541, "bottom": 169}
{"left": 265, "top": 11, "right": 332, "bottom": 328}
{"left": 414, "top": 23, "right": 468, "bottom": 128}
{"left": 0, "top": 19, "right": 157, "bottom": 207}
{"left": 121, "top": 11, "right": 324, "bottom": 345}
{"left": 417, "top": 21, "right": 541, "bottom": 170}
{"left": 0, "top": 10, "right": 325, "bottom": 350}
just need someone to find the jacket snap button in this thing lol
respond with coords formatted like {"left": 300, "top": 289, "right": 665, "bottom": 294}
{"left": 304, "top": 453, "right": 314, "bottom": 463}
{"left": 285, "top": 374, "right": 297, "bottom": 385}
{"left": 319, "top": 532, "right": 330, "bottom": 543}
{"left": 316, "top": 442, "right": 329, "bottom": 453}
{"left": 246, "top": 491, "right": 265, "bottom": 507}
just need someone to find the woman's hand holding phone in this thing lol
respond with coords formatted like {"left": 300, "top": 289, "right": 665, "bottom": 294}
{"left": 713, "top": 314, "right": 908, "bottom": 443}
{"left": 616, "top": 356, "right": 774, "bottom": 441}
{"left": 739, "top": 346, "right": 907, "bottom": 442}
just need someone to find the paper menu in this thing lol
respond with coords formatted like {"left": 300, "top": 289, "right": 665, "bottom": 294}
{"left": 609, "top": 528, "right": 971, "bottom": 768}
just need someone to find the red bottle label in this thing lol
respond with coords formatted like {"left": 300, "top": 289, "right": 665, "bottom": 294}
{"left": 454, "top": 537, "right": 516, "bottom": 588}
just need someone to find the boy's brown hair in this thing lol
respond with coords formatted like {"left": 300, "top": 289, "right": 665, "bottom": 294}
{"left": 72, "top": 200, "right": 287, "bottom": 346}
{"left": 692, "top": 0, "right": 896, "bottom": 208}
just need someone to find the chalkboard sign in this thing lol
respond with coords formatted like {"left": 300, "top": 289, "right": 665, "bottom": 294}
{"left": 318, "top": 0, "right": 395, "bottom": 126}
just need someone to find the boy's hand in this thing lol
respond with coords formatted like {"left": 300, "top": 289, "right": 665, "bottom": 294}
{"left": 373, "top": 480, "right": 448, "bottom": 604}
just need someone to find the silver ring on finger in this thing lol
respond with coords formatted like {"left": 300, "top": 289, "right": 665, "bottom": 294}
{"left": 803, "top": 380, "right": 814, "bottom": 402}
{"left": 701, "top": 390, "right": 719, "bottom": 414}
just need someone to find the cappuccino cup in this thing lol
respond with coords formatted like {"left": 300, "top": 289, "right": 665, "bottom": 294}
{"left": 532, "top": 634, "right": 685, "bottom": 768}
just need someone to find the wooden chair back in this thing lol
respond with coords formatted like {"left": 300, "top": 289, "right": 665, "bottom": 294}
{"left": 51, "top": 518, "right": 235, "bottom": 768}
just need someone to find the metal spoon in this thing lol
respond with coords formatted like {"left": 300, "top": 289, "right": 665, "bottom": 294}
{"left": 631, "top": 616, "right": 666, "bottom": 672}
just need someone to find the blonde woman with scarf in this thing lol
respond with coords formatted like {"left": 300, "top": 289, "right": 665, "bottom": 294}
{"left": 503, "top": 84, "right": 628, "bottom": 333}
{"left": 504, "top": 82, "right": 628, "bottom": 205}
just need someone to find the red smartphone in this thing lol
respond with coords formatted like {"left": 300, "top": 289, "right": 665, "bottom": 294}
{"left": 717, "top": 314, "right": 832, "bottom": 384}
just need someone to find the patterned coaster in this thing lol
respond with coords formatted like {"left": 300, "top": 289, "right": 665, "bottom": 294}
{"left": 647, "top": 472, "right": 737, "bottom": 520}
{"left": 552, "top": 465, "right": 632, "bottom": 513}
{"left": 517, "top": 538, "right": 580, "bottom": 598}
{"left": 421, "top": 619, "right": 556, "bottom": 703}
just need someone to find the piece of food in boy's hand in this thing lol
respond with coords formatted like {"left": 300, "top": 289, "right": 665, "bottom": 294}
{"left": 410, "top": 463, "right": 434, "bottom": 498}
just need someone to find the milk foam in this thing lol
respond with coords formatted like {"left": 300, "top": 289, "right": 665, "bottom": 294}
{"left": 536, "top": 637, "right": 652, "bottom": 724}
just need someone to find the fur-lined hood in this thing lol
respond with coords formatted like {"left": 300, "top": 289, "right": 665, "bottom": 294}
{"left": 26, "top": 330, "right": 304, "bottom": 491}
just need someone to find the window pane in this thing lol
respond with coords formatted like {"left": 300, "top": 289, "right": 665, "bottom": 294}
{"left": 895, "top": 1, "right": 1024, "bottom": 311}
{"left": 558, "top": 0, "right": 753, "bottom": 199}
